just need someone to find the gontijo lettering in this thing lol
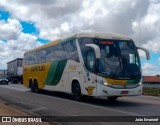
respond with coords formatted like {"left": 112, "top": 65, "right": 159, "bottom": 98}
{"left": 31, "top": 65, "right": 45, "bottom": 71}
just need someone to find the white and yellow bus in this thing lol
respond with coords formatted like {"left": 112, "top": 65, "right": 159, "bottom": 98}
{"left": 23, "top": 32, "right": 150, "bottom": 101}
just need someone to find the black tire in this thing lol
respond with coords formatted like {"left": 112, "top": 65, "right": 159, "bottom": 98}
{"left": 72, "top": 82, "right": 82, "bottom": 101}
{"left": 32, "top": 80, "right": 39, "bottom": 93}
{"left": 34, "top": 83, "right": 39, "bottom": 93}
{"left": 30, "top": 80, "right": 34, "bottom": 92}
{"left": 107, "top": 96, "right": 118, "bottom": 101}
{"left": 29, "top": 80, "right": 32, "bottom": 88}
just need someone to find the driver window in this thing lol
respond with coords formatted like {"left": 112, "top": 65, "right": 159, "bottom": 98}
{"left": 86, "top": 51, "right": 95, "bottom": 72}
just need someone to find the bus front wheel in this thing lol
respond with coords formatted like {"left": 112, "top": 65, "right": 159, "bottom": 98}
{"left": 72, "top": 82, "right": 82, "bottom": 101}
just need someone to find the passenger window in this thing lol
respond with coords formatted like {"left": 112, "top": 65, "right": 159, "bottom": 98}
{"left": 39, "top": 50, "right": 46, "bottom": 63}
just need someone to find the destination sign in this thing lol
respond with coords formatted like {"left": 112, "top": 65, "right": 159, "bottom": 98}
{"left": 99, "top": 41, "right": 113, "bottom": 44}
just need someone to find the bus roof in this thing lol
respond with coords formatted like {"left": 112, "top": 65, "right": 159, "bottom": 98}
{"left": 25, "top": 32, "right": 132, "bottom": 53}
{"left": 75, "top": 32, "right": 131, "bottom": 40}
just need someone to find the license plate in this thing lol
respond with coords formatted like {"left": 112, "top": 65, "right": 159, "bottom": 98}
{"left": 121, "top": 91, "right": 128, "bottom": 94}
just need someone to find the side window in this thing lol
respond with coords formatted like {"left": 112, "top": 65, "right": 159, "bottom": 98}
{"left": 69, "top": 40, "right": 79, "bottom": 62}
{"left": 28, "top": 51, "right": 38, "bottom": 64}
{"left": 46, "top": 46, "right": 55, "bottom": 62}
{"left": 55, "top": 45, "right": 60, "bottom": 60}
{"left": 63, "top": 41, "right": 71, "bottom": 59}
{"left": 78, "top": 38, "right": 93, "bottom": 63}
{"left": 56, "top": 44, "right": 66, "bottom": 60}
{"left": 27, "top": 53, "right": 32, "bottom": 65}
{"left": 33, "top": 51, "right": 38, "bottom": 64}
{"left": 63, "top": 39, "right": 79, "bottom": 62}
{"left": 39, "top": 49, "right": 46, "bottom": 63}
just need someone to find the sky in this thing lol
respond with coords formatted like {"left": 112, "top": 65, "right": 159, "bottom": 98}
{"left": 0, "top": 0, "right": 160, "bottom": 76}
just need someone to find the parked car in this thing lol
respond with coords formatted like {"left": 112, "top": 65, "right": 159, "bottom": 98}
{"left": 0, "top": 75, "right": 8, "bottom": 85}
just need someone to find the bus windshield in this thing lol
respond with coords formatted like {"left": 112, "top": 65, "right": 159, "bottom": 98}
{"left": 95, "top": 39, "right": 141, "bottom": 78}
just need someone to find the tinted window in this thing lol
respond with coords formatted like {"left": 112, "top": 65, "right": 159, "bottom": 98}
{"left": 78, "top": 38, "right": 94, "bottom": 64}
{"left": 28, "top": 51, "right": 38, "bottom": 64}
{"left": 86, "top": 50, "right": 95, "bottom": 72}
{"left": 69, "top": 40, "right": 79, "bottom": 61}
{"left": 24, "top": 39, "right": 79, "bottom": 64}
{"left": 55, "top": 44, "right": 66, "bottom": 60}
{"left": 63, "top": 39, "right": 79, "bottom": 61}
{"left": 46, "top": 46, "right": 55, "bottom": 61}
{"left": 39, "top": 49, "right": 47, "bottom": 63}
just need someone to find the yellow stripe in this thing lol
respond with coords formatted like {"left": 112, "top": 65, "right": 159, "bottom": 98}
{"left": 68, "top": 68, "right": 76, "bottom": 70}
{"left": 104, "top": 78, "right": 127, "bottom": 85}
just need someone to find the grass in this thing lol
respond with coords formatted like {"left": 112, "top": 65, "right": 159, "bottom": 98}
{"left": 143, "top": 87, "right": 160, "bottom": 97}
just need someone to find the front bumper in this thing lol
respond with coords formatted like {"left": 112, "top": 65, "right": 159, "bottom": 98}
{"left": 97, "top": 83, "right": 143, "bottom": 97}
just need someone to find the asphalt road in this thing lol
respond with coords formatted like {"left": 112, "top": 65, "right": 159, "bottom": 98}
{"left": 0, "top": 84, "right": 160, "bottom": 125}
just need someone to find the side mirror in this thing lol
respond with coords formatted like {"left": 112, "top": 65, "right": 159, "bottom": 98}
{"left": 137, "top": 47, "right": 150, "bottom": 60}
{"left": 85, "top": 44, "right": 101, "bottom": 59}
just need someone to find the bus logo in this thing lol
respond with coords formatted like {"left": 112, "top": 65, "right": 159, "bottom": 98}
{"left": 31, "top": 65, "right": 45, "bottom": 72}
{"left": 85, "top": 86, "right": 95, "bottom": 95}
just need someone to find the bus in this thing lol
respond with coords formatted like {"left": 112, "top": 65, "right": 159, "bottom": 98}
{"left": 23, "top": 32, "right": 150, "bottom": 101}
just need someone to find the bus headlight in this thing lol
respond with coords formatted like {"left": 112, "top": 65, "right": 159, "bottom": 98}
{"left": 104, "top": 82, "right": 108, "bottom": 86}
{"left": 139, "top": 82, "right": 142, "bottom": 85}
{"left": 139, "top": 78, "right": 143, "bottom": 85}
{"left": 104, "top": 82, "right": 112, "bottom": 86}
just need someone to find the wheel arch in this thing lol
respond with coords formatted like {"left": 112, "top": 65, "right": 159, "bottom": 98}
{"left": 71, "top": 79, "right": 81, "bottom": 93}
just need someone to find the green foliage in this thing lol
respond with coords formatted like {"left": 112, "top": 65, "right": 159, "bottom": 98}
{"left": 143, "top": 87, "right": 160, "bottom": 97}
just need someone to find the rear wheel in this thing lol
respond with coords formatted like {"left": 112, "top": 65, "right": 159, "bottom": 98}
{"left": 30, "top": 79, "right": 40, "bottom": 93}
{"left": 34, "top": 80, "right": 39, "bottom": 93}
{"left": 107, "top": 96, "right": 118, "bottom": 101}
{"left": 72, "top": 82, "right": 82, "bottom": 101}
{"left": 30, "top": 80, "right": 34, "bottom": 92}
